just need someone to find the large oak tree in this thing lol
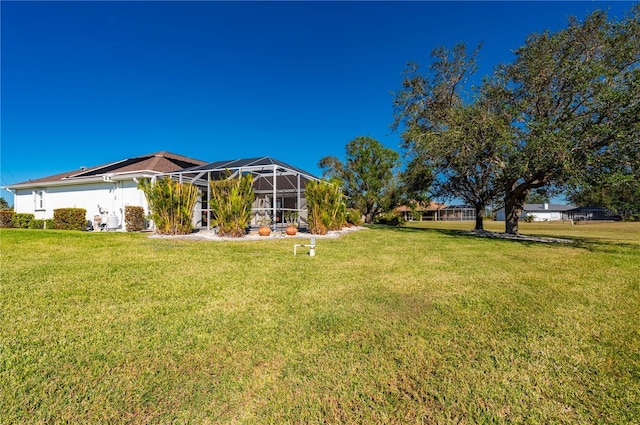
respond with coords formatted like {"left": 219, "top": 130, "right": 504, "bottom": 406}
{"left": 394, "top": 6, "right": 639, "bottom": 234}
{"left": 491, "top": 6, "right": 640, "bottom": 233}
{"left": 393, "top": 44, "right": 511, "bottom": 231}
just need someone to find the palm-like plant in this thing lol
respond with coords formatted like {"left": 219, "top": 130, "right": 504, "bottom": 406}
{"left": 306, "top": 180, "right": 346, "bottom": 235}
{"left": 209, "top": 172, "right": 254, "bottom": 237}
{"left": 138, "top": 177, "right": 199, "bottom": 235}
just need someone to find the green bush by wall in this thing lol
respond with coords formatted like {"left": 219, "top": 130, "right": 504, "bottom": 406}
{"left": 125, "top": 206, "right": 146, "bottom": 232}
{"left": 53, "top": 208, "right": 87, "bottom": 231}
{"left": 28, "top": 219, "right": 46, "bottom": 229}
{"left": 12, "top": 213, "right": 35, "bottom": 229}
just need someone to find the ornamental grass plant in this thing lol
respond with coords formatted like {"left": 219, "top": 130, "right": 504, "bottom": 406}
{"left": 306, "top": 180, "right": 346, "bottom": 235}
{"left": 209, "top": 173, "right": 254, "bottom": 237}
{"left": 138, "top": 177, "right": 199, "bottom": 235}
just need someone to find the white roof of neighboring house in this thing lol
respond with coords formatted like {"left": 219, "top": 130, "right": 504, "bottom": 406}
{"left": 524, "top": 203, "right": 575, "bottom": 212}
{"left": 495, "top": 203, "right": 575, "bottom": 213}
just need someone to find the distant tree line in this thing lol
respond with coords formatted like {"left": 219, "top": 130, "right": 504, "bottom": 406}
{"left": 321, "top": 5, "right": 639, "bottom": 233}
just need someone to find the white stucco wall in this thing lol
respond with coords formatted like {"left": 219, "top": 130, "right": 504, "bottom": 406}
{"left": 12, "top": 180, "right": 149, "bottom": 230}
{"left": 495, "top": 209, "right": 566, "bottom": 221}
{"left": 528, "top": 211, "right": 564, "bottom": 221}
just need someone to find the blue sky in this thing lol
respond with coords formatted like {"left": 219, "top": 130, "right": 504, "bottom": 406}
{"left": 1, "top": 1, "right": 635, "bottom": 203}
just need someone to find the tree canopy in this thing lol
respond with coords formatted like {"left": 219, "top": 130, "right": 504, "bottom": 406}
{"left": 490, "top": 6, "right": 640, "bottom": 233}
{"left": 394, "top": 5, "right": 640, "bottom": 233}
{"left": 393, "top": 44, "right": 512, "bottom": 230}
{"left": 0, "top": 197, "right": 10, "bottom": 210}
{"left": 319, "top": 136, "right": 400, "bottom": 224}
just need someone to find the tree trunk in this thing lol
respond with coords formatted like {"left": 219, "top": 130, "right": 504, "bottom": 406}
{"left": 504, "top": 191, "right": 527, "bottom": 235}
{"left": 474, "top": 203, "right": 484, "bottom": 231}
{"left": 364, "top": 206, "right": 375, "bottom": 224}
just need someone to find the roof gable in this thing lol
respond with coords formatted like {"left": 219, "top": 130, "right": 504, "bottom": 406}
{"left": 9, "top": 151, "right": 207, "bottom": 187}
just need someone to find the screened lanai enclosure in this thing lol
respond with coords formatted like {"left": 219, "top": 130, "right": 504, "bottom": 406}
{"left": 436, "top": 205, "right": 475, "bottom": 221}
{"left": 166, "top": 157, "right": 320, "bottom": 231}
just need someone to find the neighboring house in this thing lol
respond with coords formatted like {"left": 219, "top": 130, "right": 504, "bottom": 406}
{"left": 5, "top": 152, "right": 207, "bottom": 230}
{"left": 494, "top": 203, "right": 575, "bottom": 221}
{"left": 396, "top": 202, "right": 475, "bottom": 221}
{"left": 5, "top": 153, "right": 320, "bottom": 231}
{"left": 567, "top": 206, "right": 621, "bottom": 222}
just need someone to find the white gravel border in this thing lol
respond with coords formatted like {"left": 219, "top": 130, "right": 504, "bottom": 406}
{"left": 148, "top": 226, "right": 366, "bottom": 241}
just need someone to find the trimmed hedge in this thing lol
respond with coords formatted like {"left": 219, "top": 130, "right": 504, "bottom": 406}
{"left": 12, "top": 213, "right": 35, "bottom": 229}
{"left": 0, "top": 210, "right": 14, "bottom": 228}
{"left": 28, "top": 219, "right": 46, "bottom": 230}
{"left": 125, "top": 206, "right": 145, "bottom": 232}
{"left": 53, "top": 208, "right": 87, "bottom": 231}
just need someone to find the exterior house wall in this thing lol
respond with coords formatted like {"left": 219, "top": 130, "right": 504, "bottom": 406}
{"left": 528, "top": 211, "right": 564, "bottom": 221}
{"left": 13, "top": 180, "right": 149, "bottom": 230}
{"left": 495, "top": 205, "right": 572, "bottom": 221}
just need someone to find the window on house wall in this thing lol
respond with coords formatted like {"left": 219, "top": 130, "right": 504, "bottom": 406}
{"left": 34, "top": 190, "right": 44, "bottom": 210}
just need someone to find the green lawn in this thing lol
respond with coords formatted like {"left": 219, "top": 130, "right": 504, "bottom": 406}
{"left": 1, "top": 222, "right": 639, "bottom": 424}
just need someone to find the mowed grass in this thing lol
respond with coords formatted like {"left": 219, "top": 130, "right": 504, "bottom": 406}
{"left": 1, "top": 222, "right": 639, "bottom": 424}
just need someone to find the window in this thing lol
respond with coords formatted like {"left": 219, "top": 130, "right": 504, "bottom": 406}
{"left": 34, "top": 190, "right": 44, "bottom": 210}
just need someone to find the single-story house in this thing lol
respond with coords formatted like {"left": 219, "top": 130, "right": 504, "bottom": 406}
{"left": 566, "top": 206, "right": 621, "bottom": 222}
{"left": 494, "top": 203, "right": 575, "bottom": 221}
{"left": 396, "top": 202, "right": 475, "bottom": 221}
{"left": 5, "top": 152, "right": 207, "bottom": 230}
{"left": 5, "top": 152, "right": 319, "bottom": 231}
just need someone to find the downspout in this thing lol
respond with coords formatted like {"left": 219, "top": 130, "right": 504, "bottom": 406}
{"left": 207, "top": 171, "right": 211, "bottom": 231}
{"left": 121, "top": 180, "right": 125, "bottom": 230}
{"left": 297, "top": 173, "right": 301, "bottom": 227}
{"left": 272, "top": 165, "right": 277, "bottom": 231}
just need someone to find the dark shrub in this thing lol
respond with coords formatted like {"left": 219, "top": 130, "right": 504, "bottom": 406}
{"left": 12, "top": 213, "right": 35, "bottom": 229}
{"left": 53, "top": 208, "right": 87, "bottom": 231}
{"left": 125, "top": 206, "right": 146, "bottom": 232}
{"left": 374, "top": 211, "right": 405, "bottom": 226}
{"left": 0, "top": 210, "right": 14, "bottom": 228}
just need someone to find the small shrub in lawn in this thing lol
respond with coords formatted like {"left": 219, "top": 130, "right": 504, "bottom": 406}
{"left": 53, "top": 208, "right": 87, "bottom": 231}
{"left": 346, "top": 208, "right": 363, "bottom": 226}
{"left": 12, "top": 213, "right": 35, "bottom": 229}
{"left": 0, "top": 209, "right": 15, "bottom": 228}
{"left": 374, "top": 211, "right": 405, "bottom": 226}
{"left": 125, "top": 206, "right": 146, "bottom": 232}
{"left": 44, "top": 218, "right": 55, "bottom": 230}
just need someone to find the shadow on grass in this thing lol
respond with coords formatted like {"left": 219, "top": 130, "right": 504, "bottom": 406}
{"left": 369, "top": 224, "right": 639, "bottom": 254}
